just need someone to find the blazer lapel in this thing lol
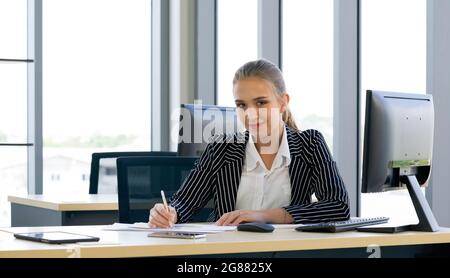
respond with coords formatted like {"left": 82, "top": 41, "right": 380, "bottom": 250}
{"left": 215, "top": 131, "right": 248, "bottom": 215}
{"left": 287, "top": 127, "right": 313, "bottom": 206}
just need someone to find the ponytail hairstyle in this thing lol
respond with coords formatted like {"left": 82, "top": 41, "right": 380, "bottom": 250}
{"left": 232, "top": 59, "right": 299, "bottom": 130}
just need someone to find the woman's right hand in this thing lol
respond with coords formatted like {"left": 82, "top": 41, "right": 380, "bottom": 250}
{"left": 148, "top": 203, "right": 177, "bottom": 228}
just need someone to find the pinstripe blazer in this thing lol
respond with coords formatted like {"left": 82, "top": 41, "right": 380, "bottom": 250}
{"left": 170, "top": 126, "right": 350, "bottom": 224}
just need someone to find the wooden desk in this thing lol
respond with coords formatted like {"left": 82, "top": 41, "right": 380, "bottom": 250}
{"left": 8, "top": 194, "right": 119, "bottom": 227}
{"left": 1, "top": 225, "right": 450, "bottom": 258}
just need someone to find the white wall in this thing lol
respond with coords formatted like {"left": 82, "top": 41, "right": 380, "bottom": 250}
{"left": 427, "top": 0, "right": 450, "bottom": 227}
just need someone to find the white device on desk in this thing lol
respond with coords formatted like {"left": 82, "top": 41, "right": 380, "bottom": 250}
{"left": 148, "top": 231, "right": 206, "bottom": 239}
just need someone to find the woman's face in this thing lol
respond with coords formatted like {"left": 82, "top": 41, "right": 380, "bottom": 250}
{"left": 233, "top": 77, "right": 288, "bottom": 140}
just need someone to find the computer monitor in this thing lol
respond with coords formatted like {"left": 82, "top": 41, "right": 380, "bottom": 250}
{"left": 177, "top": 104, "right": 244, "bottom": 157}
{"left": 360, "top": 90, "right": 440, "bottom": 232}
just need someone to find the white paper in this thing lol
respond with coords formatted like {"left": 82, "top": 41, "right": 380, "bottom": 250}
{"left": 104, "top": 222, "right": 237, "bottom": 234}
{"left": 103, "top": 223, "right": 143, "bottom": 231}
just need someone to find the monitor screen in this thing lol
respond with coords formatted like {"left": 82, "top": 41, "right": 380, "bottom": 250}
{"left": 177, "top": 104, "right": 244, "bottom": 156}
{"left": 361, "top": 90, "right": 434, "bottom": 193}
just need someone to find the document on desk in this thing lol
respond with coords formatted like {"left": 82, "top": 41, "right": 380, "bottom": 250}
{"left": 104, "top": 223, "right": 237, "bottom": 234}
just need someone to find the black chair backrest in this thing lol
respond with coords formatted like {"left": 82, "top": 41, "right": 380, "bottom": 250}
{"left": 89, "top": 151, "right": 176, "bottom": 194}
{"left": 117, "top": 156, "right": 202, "bottom": 223}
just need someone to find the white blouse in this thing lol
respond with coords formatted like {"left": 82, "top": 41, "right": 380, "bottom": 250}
{"left": 235, "top": 126, "right": 292, "bottom": 210}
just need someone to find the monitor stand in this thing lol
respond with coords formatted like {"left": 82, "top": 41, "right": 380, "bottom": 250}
{"left": 358, "top": 175, "right": 440, "bottom": 233}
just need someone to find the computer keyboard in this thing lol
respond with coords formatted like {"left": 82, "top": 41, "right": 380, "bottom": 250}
{"left": 295, "top": 217, "right": 389, "bottom": 233}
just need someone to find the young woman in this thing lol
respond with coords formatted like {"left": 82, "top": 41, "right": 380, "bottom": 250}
{"left": 148, "top": 59, "right": 350, "bottom": 228}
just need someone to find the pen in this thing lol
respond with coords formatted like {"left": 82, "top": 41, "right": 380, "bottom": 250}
{"left": 161, "top": 190, "right": 169, "bottom": 213}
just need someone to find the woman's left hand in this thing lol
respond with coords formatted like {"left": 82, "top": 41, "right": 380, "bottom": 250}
{"left": 215, "top": 210, "right": 268, "bottom": 226}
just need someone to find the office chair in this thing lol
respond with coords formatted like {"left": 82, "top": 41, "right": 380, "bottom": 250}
{"left": 116, "top": 156, "right": 213, "bottom": 224}
{"left": 89, "top": 151, "right": 176, "bottom": 194}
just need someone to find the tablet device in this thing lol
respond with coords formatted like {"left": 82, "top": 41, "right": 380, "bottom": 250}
{"left": 14, "top": 232, "right": 100, "bottom": 244}
{"left": 148, "top": 231, "right": 206, "bottom": 239}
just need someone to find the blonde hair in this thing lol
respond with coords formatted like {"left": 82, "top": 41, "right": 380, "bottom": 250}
{"left": 232, "top": 59, "right": 299, "bottom": 130}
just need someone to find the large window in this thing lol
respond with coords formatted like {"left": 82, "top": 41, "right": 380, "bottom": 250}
{"left": 0, "top": 0, "right": 27, "bottom": 59}
{"left": 217, "top": 0, "right": 258, "bottom": 107}
{"left": 43, "top": 0, "right": 151, "bottom": 195}
{"left": 0, "top": 0, "right": 29, "bottom": 227}
{"left": 360, "top": 0, "right": 426, "bottom": 222}
{"left": 0, "top": 63, "right": 27, "bottom": 143}
{"left": 360, "top": 0, "right": 426, "bottom": 96}
{"left": 282, "top": 0, "right": 334, "bottom": 150}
